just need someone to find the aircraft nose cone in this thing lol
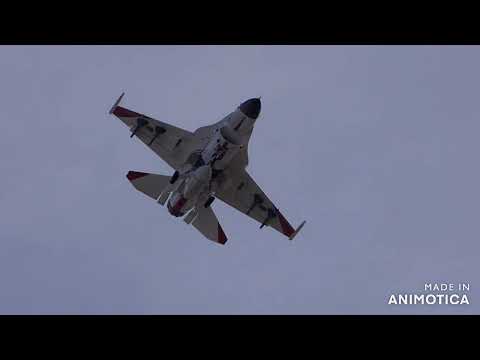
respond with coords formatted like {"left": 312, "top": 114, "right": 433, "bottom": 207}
{"left": 239, "top": 98, "right": 261, "bottom": 119}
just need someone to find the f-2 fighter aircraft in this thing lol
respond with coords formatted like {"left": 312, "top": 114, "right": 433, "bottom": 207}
{"left": 109, "top": 94, "right": 306, "bottom": 245}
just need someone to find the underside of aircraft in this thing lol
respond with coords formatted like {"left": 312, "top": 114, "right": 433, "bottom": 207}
{"left": 109, "top": 93, "right": 305, "bottom": 245}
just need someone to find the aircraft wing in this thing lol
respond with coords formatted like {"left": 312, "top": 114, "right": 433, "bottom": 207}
{"left": 215, "top": 168, "right": 305, "bottom": 240}
{"left": 109, "top": 93, "right": 195, "bottom": 170}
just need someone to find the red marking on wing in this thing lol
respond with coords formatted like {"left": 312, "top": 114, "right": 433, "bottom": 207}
{"left": 277, "top": 211, "right": 295, "bottom": 237}
{"left": 126, "top": 171, "right": 149, "bottom": 181}
{"left": 113, "top": 106, "right": 141, "bottom": 118}
{"left": 217, "top": 224, "right": 227, "bottom": 244}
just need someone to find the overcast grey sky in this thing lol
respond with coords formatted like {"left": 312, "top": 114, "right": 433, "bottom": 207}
{"left": 0, "top": 46, "right": 479, "bottom": 314}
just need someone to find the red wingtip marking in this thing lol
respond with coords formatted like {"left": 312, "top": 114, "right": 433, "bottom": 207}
{"left": 217, "top": 224, "right": 227, "bottom": 244}
{"left": 277, "top": 211, "right": 295, "bottom": 238}
{"left": 113, "top": 106, "right": 141, "bottom": 118}
{"left": 126, "top": 171, "right": 149, "bottom": 181}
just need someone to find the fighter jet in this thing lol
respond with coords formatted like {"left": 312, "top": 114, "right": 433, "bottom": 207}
{"left": 109, "top": 93, "right": 306, "bottom": 245}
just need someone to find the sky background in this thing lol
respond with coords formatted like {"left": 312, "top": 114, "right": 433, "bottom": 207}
{"left": 0, "top": 46, "right": 479, "bottom": 314}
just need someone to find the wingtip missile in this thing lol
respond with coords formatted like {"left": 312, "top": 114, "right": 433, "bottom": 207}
{"left": 109, "top": 92, "right": 125, "bottom": 114}
{"left": 289, "top": 220, "right": 306, "bottom": 240}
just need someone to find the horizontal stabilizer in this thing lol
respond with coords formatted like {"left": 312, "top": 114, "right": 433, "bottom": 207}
{"left": 126, "top": 171, "right": 171, "bottom": 200}
{"left": 192, "top": 206, "right": 228, "bottom": 245}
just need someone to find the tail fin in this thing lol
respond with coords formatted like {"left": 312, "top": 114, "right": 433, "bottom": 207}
{"left": 192, "top": 207, "right": 228, "bottom": 245}
{"left": 126, "top": 171, "right": 171, "bottom": 200}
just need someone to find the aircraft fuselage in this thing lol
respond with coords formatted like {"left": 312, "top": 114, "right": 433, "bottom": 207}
{"left": 165, "top": 98, "right": 261, "bottom": 219}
